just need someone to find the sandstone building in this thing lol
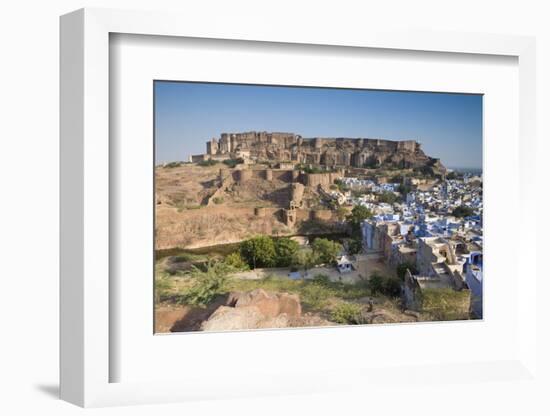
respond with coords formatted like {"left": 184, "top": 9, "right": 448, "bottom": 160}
{"left": 192, "top": 131, "right": 446, "bottom": 175}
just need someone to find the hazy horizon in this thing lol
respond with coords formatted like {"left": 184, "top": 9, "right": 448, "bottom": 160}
{"left": 154, "top": 81, "right": 483, "bottom": 169}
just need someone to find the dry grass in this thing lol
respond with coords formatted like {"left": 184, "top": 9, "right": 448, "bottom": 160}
{"left": 420, "top": 288, "right": 471, "bottom": 321}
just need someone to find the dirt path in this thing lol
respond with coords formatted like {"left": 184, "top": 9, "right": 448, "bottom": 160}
{"left": 155, "top": 296, "right": 227, "bottom": 333}
{"left": 229, "top": 255, "right": 395, "bottom": 284}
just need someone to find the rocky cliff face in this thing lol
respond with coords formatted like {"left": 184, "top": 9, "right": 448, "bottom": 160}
{"left": 204, "top": 131, "right": 446, "bottom": 175}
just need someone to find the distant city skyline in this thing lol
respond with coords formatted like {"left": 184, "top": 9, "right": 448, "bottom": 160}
{"left": 154, "top": 81, "right": 483, "bottom": 169}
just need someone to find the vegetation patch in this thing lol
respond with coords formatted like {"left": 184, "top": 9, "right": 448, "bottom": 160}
{"left": 222, "top": 158, "right": 245, "bottom": 168}
{"left": 396, "top": 262, "right": 418, "bottom": 281}
{"left": 376, "top": 191, "right": 400, "bottom": 204}
{"left": 368, "top": 272, "right": 402, "bottom": 298}
{"left": 197, "top": 159, "right": 219, "bottom": 167}
{"left": 452, "top": 205, "right": 475, "bottom": 218}
{"left": 163, "top": 161, "right": 185, "bottom": 168}
{"left": 212, "top": 197, "right": 224, "bottom": 204}
{"left": 331, "top": 302, "right": 363, "bottom": 324}
{"left": 346, "top": 205, "right": 373, "bottom": 238}
{"left": 421, "top": 288, "right": 471, "bottom": 321}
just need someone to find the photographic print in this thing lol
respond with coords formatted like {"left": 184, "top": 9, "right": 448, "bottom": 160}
{"left": 154, "top": 81, "right": 483, "bottom": 333}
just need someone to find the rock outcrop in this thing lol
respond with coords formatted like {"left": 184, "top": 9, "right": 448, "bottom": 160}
{"left": 200, "top": 305, "right": 291, "bottom": 331}
{"left": 201, "top": 289, "right": 330, "bottom": 331}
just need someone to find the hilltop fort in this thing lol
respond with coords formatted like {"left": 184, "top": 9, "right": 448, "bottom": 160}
{"left": 155, "top": 131, "right": 449, "bottom": 249}
{"left": 191, "top": 131, "right": 446, "bottom": 175}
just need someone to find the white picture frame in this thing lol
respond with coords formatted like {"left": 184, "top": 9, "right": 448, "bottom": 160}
{"left": 60, "top": 7, "right": 538, "bottom": 408}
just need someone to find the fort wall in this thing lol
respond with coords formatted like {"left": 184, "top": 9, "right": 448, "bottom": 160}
{"left": 231, "top": 168, "right": 295, "bottom": 183}
{"left": 302, "top": 171, "right": 343, "bottom": 187}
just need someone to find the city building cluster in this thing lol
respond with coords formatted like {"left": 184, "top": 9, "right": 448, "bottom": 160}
{"left": 333, "top": 173, "right": 482, "bottom": 317}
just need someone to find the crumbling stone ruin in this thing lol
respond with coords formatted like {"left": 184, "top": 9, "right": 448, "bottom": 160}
{"left": 402, "top": 269, "right": 423, "bottom": 311}
{"left": 193, "top": 131, "right": 446, "bottom": 175}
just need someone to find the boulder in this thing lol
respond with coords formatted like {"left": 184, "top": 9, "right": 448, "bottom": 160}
{"left": 201, "top": 289, "right": 303, "bottom": 331}
{"left": 276, "top": 292, "right": 302, "bottom": 318}
{"left": 201, "top": 306, "right": 264, "bottom": 331}
{"left": 261, "top": 314, "right": 291, "bottom": 329}
{"left": 232, "top": 289, "right": 302, "bottom": 318}
{"left": 291, "top": 313, "right": 333, "bottom": 328}
{"left": 235, "top": 289, "right": 281, "bottom": 318}
{"left": 200, "top": 306, "right": 292, "bottom": 331}
{"left": 225, "top": 291, "right": 243, "bottom": 307}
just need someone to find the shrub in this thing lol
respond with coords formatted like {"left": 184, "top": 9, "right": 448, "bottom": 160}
{"left": 239, "top": 235, "right": 276, "bottom": 268}
{"left": 170, "top": 252, "right": 204, "bottom": 263}
{"left": 382, "top": 277, "right": 402, "bottom": 298}
{"left": 368, "top": 272, "right": 401, "bottom": 297}
{"left": 212, "top": 197, "right": 224, "bottom": 204}
{"left": 154, "top": 276, "right": 173, "bottom": 303}
{"left": 312, "top": 274, "right": 331, "bottom": 286}
{"left": 331, "top": 302, "right": 363, "bottom": 324}
{"left": 164, "top": 161, "right": 183, "bottom": 168}
{"left": 222, "top": 158, "right": 244, "bottom": 168}
{"left": 297, "top": 164, "right": 327, "bottom": 174}
{"left": 197, "top": 159, "right": 218, "bottom": 167}
{"left": 184, "top": 260, "right": 230, "bottom": 306}
{"left": 334, "top": 179, "right": 350, "bottom": 193}
{"left": 301, "top": 284, "right": 330, "bottom": 310}
{"left": 224, "top": 252, "right": 249, "bottom": 271}
{"left": 369, "top": 272, "right": 385, "bottom": 295}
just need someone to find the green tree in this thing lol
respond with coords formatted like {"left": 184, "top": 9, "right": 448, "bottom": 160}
{"left": 291, "top": 248, "right": 317, "bottom": 272}
{"left": 347, "top": 238, "right": 363, "bottom": 255}
{"left": 274, "top": 238, "right": 300, "bottom": 267}
{"left": 452, "top": 205, "right": 475, "bottom": 218}
{"left": 377, "top": 191, "right": 398, "bottom": 204}
{"left": 239, "top": 236, "right": 276, "bottom": 269}
{"left": 397, "top": 183, "right": 412, "bottom": 196}
{"left": 311, "top": 238, "right": 342, "bottom": 265}
{"left": 346, "top": 205, "right": 373, "bottom": 237}
{"left": 335, "top": 206, "right": 348, "bottom": 222}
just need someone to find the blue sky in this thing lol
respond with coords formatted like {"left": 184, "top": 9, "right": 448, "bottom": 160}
{"left": 154, "top": 81, "right": 482, "bottom": 169}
